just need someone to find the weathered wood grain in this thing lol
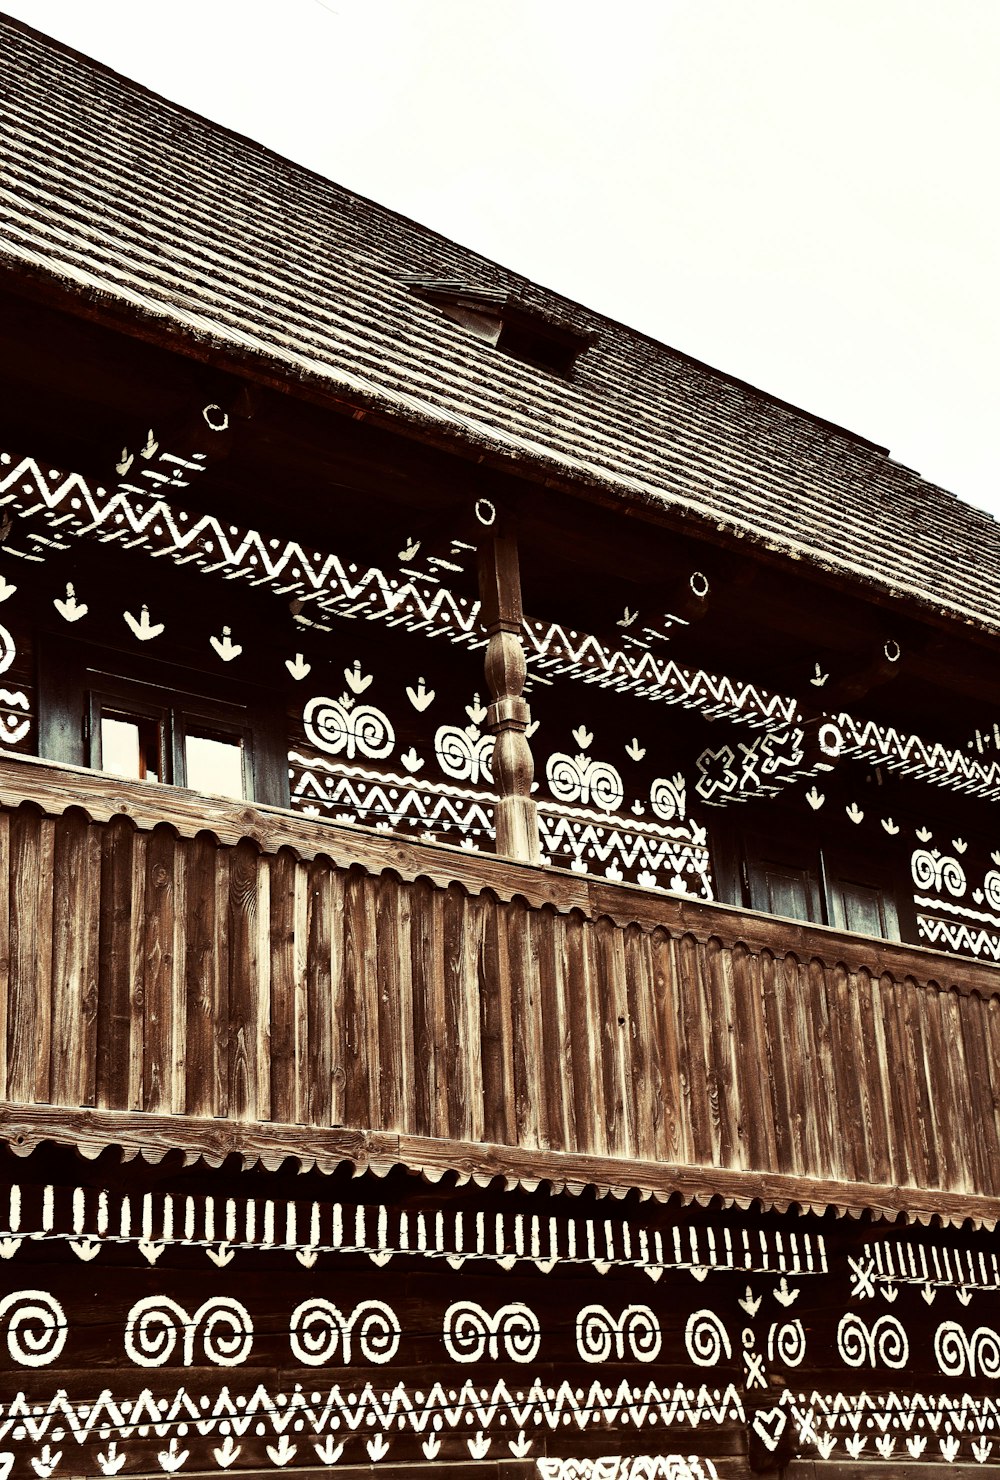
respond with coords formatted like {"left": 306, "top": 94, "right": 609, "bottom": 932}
{"left": 0, "top": 765, "right": 999, "bottom": 1223}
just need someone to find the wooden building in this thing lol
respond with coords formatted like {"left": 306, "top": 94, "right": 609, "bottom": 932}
{"left": 1, "top": 13, "right": 1000, "bottom": 1478}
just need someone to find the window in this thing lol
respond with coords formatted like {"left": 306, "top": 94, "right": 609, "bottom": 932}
{"left": 89, "top": 680, "right": 252, "bottom": 800}
{"left": 740, "top": 828, "right": 902, "bottom": 941}
{"left": 38, "top": 639, "right": 289, "bottom": 808}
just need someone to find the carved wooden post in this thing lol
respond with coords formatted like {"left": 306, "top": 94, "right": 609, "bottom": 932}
{"left": 478, "top": 517, "right": 540, "bottom": 864}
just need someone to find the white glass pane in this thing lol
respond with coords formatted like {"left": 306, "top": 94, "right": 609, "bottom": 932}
{"left": 101, "top": 715, "right": 142, "bottom": 779}
{"left": 185, "top": 732, "right": 245, "bottom": 799}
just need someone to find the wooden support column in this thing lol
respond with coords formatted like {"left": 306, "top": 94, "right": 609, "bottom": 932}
{"left": 478, "top": 520, "right": 540, "bottom": 864}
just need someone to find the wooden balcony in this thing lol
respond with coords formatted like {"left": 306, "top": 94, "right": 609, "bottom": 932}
{"left": 1, "top": 751, "right": 998, "bottom": 1226}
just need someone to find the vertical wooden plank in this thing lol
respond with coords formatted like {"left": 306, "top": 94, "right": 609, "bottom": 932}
{"left": 982, "top": 996, "right": 1000, "bottom": 1196}
{"left": 533, "top": 906, "right": 574, "bottom": 1153}
{"left": 127, "top": 830, "right": 148, "bottom": 1113}
{"left": 141, "top": 827, "right": 178, "bottom": 1115}
{"left": 267, "top": 848, "right": 299, "bottom": 1126}
{"left": 307, "top": 861, "right": 334, "bottom": 1128}
{"left": 31, "top": 815, "right": 55, "bottom": 1105}
{"left": 341, "top": 869, "right": 378, "bottom": 1129}
{"left": 49, "top": 810, "right": 94, "bottom": 1106}
{"left": 874, "top": 971, "right": 912, "bottom": 1188}
{"left": 623, "top": 924, "right": 659, "bottom": 1163}
{"left": 702, "top": 936, "right": 738, "bottom": 1167}
{"left": 757, "top": 950, "right": 795, "bottom": 1175}
{"left": 852, "top": 967, "right": 892, "bottom": 1189}
{"left": 78, "top": 822, "right": 103, "bottom": 1109}
{"left": 185, "top": 834, "right": 223, "bottom": 1119}
{"left": 8, "top": 811, "right": 55, "bottom": 1105}
{"left": 595, "top": 918, "right": 634, "bottom": 1159}
{"left": 376, "top": 873, "right": 405, "bottom": 1133}
{"left": 565, "top": 909, "right": 607, "bottom": 1157}
{"left": 0, "top": 811, "right": 9, "bottom": 1101}
{"left": 478, "top": 893, "right": 516, "bottom": 1146}
{"left": 673, "top": 933, "right": 714, "bottom": 1167}
{"left": 730, "top": 943, "right": 775, "bottom": 1175}
{"left": 774, "top": 951, "right": 810, "bottom": 1177}
{"left": 228, "top": 838, "right": 267, "bottom": 1121}
{"left": 648, "top": 926, "right": 687, "bottom": 1165}
{"left": 506, "top": 894, "right": 544, "bottom": 1150}
{"left": 957, "top": 989, "right": 996, "bottom": 1194}
{"left": 824, "top": 962, "right": 860, "bottom": 1185}
{"left": 96, "top": 818, "right": 137, "bottom": 1111}
{"left": 7, "top": 809, "right": 40, "bottom": 1104}
{"left": 894, "top": 976, "right": 936, "bottom": 1188}
{"left": 393, "top": 871, "right": 415, "bottom": 1133}
{"left": 803, "top": 957, "right": 840, "bottom": 1182}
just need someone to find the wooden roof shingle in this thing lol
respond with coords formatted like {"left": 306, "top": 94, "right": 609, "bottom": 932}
{"left": 1, "top": 13, "right": 998, "bottom": 634}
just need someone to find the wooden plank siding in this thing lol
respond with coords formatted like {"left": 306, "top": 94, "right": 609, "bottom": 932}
{"left": 2, "top": 755, "right": 1000, "bottom": 1220}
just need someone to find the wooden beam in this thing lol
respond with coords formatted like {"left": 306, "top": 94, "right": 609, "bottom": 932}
{"left": 477, "top": 523, "right": 540, "bottom": 864}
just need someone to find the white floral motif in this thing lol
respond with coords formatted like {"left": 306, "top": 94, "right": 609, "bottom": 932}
{"left": 289, "top": 1299, "right": 400, "bottom": 1366}
{"left": 303, "top": 696, "right": 395, "bottom": 761}
{"left": 435, "top": 725, "right": 494, "bottom": 785}
{"left": 124, "top": 1296, "right": 253, "bottom": 1368}
{"left": 442, "top": 1302, "right": 541, "bottom": 1364}
{"left": 576, "top": 1305, "right": 662, "bottom": 1364}
{"left": 934, "top": 1321, "right": 1000, "bottom": 1378}
{"left": 910, "top": 848, "right": 966, "bottom": 897}
{"left": 546, "top": 751, "right": 624, "bottom": 814}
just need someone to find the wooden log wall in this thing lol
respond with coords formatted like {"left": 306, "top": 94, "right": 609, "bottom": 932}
{"left": 2, "top": 756, "right": 1000, "bottom": 1221}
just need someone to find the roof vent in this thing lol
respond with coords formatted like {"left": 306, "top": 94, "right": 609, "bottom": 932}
{"left": 403, "top": 276, "right": 593, "bottom": 377}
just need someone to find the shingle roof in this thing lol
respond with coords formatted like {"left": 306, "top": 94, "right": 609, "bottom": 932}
{"left": 1, "top": 13, "right": 998, "bottom": 635}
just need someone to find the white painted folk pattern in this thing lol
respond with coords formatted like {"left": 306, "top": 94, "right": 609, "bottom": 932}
{"left": 0, "top": 1291, "right": 67, "bottom": 1367}
{"left": 536, "top": 1458, "right": 719, "bottom": 1480}
{"left": 0, "top": 1377, "right": 747, "bottom": 1456}
{"left": 124, "top": 1296, "right": 253, "bottom": 1368}
{"left": 442, "top": 1302, "right": 541, "bottom": 1364}
{"left": 288, "top": 1299, "right": 400, "bottom": 1366}
{"left": 0, "top": 1184, "right": 828, "bottom": 1279}
{"left": 575, "top": 1306, "right": 662, "bottom": 1365}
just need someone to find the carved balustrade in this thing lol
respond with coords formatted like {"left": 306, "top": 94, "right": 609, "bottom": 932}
{"left": 0, "top": 752, "right": 998, "bottom": 1224}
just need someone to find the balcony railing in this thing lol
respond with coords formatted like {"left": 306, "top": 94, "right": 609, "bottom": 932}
{"left": 1, "top": 751, "right": 998, "bottom": 1224}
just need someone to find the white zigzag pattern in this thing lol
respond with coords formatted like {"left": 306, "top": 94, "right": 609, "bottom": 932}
{"left": 836, "top": 712, "right": 1000, "bottom": 800}
{"left": 0, "top": 452, "right": 481, "bottom": 644}
{"left": 525, "top": 619, "right": 800, "bottom": 729}
{"left": 917, "top": 915, "right": 1000, "bottom": 961}
{"left": 782, "top": 1387, "right": 1000, "bottom": 1444}
{"left": 0, "top": 1379, "right": 747, "bottom": 1447}
{"left": 290, "top": 764, "right": 495, "bottom": 840}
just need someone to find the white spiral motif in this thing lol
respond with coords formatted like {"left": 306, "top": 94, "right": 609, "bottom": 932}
{"left": 124, "top": 1295, "right": 253, "bottom": 1368}
{"left": 649, "top": 773, "right": 686, "bottom": 822}
{"left": 199, "top": 1299, "right": 255, "bottom": 1367}
{"left": 0, "top": 625, "right": 13, "bottom": 676}
{"left": 911, "top": 848, "right": 966, "bottom": 897}
{"left": 576, "top": 1305, "right": 617, "bottom": 1364}
{"left": 124, "top": 1295, "right": 186, "bottom": 1367}
{"left": 934, "top": 1322, "right": 1000, "bottom": 1378}
{"left": 837, "top": 1312, "right": 908, "bottom": 1370}
{"left": 984, "top": 871, "right": 1000, "bottom": 911}
{"left": 0, "top": 1290, "right": 67, "bottom": 1367}
{"left": 435, "top": 724, "right": 494, "bottom": 784}
{"left": 353, "top": 1301, "right": 402, "bottom": 1364}
{"left": 768, "top": 1319, "right": 806, "bottom": 1367}
{"left": 443, "top": 1301, "right": 541, "bottom": 1364}
{"left": 546, "top": 753, "right": 624, "bottom": 813}
{"left": 684, "top": 1310, "right": 732, "bottom": 1368}
{"left": 289, "top": 1298, "right": 400, "bottom": 1366}
{"left": 303, "top": 697, "right": 395, "bottom": 761}
{"left": 621, "top": 1305, "right": 662, "bottom": 1362}
{"left": 575, "top": 1305, "right": 662, "bottom": 1363}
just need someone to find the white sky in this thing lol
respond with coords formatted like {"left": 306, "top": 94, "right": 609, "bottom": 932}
{"left": 4, "top": 0, "right": 999, "bottom": 514}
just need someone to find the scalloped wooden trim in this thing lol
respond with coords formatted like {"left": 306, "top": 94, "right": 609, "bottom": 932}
{"left": 0, "top": 1104, "right": 996, "bottom": 1231}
